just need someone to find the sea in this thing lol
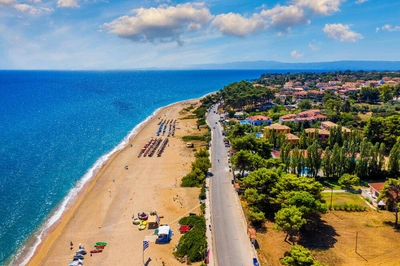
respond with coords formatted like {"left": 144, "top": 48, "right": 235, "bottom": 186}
{"left": 0, "top": 69, "right": 280, "bottom": 265}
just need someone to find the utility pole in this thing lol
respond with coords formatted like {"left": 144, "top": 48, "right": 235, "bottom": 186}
{"left": 355, "top": 232, "right": 358, "bottom": 253}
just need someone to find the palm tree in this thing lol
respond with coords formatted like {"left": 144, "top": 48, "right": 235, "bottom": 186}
{"left": 378, "top": 179, "right": 400, "bottom": 227}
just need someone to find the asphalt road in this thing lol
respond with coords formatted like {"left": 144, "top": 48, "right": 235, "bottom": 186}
{"left": 207, "top": 104, "right": 255, "bottom": 266}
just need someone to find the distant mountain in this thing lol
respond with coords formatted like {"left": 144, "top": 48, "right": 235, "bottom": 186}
{"left": 187, "top": 60, "right": 400, "bottom": 71}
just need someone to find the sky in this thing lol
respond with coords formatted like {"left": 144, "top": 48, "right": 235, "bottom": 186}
{"left": 0, "top": 0, "right": 399, "bottom": 69}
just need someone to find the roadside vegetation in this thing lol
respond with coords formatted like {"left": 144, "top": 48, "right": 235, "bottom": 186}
{"left": 181, "top": 149, "right": 211, "bottom": 187}
{"left": 175, "top": 95, "right": 218, "bottom": 264}
{"left": 174, "top": 215, "right": 207, "bottom": 263}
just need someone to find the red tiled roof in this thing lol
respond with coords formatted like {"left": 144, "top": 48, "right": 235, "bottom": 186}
{"left": 294, "top": 91, "right": 308, "bottom": 95}
{"left": 309, "top": 90, "right": 324, "bottom": 95}
{"left": 314, "top": 114, "right": 327, "bottom": 119}
{"left": 248, "top": 115, "right": 271, "bottom": 121}
{"left": 369, "top": 182, "right": 385, "bottom": 193}
{"left": 281, "top": 114, "right": 296, "bottom": 119}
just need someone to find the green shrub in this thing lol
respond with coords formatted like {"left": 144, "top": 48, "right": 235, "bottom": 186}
{"left": 175, "top": 215, "right": 207, "bottom": 262}
{"left": 332, "top": 203, "right": 367, "bottom": 212}
{"left": 200, "top": 203, "right": 205, "bottom": 214}
{"left": 199, "top": 185, "right": 206, "bottom": 200}
{"left": 182, "top": 136, "right": 207, "bottom": 142}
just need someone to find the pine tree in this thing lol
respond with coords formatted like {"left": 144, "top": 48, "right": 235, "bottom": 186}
{"left": 388, "top": 141, "right": 400, "bottom": 177}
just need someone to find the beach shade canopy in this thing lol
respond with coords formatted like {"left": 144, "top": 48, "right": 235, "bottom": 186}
{"left": 158, "top": 225, "right": 170, "bottom": 236}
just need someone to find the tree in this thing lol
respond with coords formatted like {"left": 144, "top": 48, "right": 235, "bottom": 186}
{"left": 282, "top": 191, "right": 326, "bottom": 216}
{"left": 306, "top": 141, "right": 323, "bottom": 178}
{"left": 338, "top": 174, "right": 360, "bottom": 190}
{"left": 388, "top": 141, "right": 400, "bottom": 177}
{"left": 281, "top": 245, "right": 326, "bottom": 266}
{"left": 377, "top": 178, "right": 400, "bottom": 227}
{"left": 231, "top": 150, "right": 253, "bottom": 178}
{"left": 298, "top": 100, "right": 312, "bottom": 110}
{"left": 394, "top": 84, "right": 400, "bottom": 100}
{"left": 191, "top": 157, "right": 211, "bottom": 174}
{"left": 272, "top": 174, "right": 325, "bottom": 204}
{"left": 360, "top": 86, "right": 380, "bottom": 103}
{"left": 322, "top": 147, "right": 334, "bottom": 180}
{"left": 380, "top": 84, "right": 393, "bottom": 103}
{"left": 275, "top": 206, "right": 306, "bottom": 244}
{"left": 242, "top": 168, "right": 280, "bottom": 204}
{"left": 244, "top": 188, "right": 264, "bottom": 205}
{"left": 195, "top": 149, "right": 209, "bottom": 158}
{"left": 230, "top": 124, "right": 248, "bottom": 138}
{"left": 356, "top": 139, "right": 371, "bottom": 179}
{"left": 342, "top": 100, "right": 351, "bottom": 113}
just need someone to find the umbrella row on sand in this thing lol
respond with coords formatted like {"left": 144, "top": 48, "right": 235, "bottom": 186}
{"left": 68, "top": 244, "right": 86, "bottom": 266}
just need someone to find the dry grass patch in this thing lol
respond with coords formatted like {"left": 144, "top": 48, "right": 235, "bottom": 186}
{"left": 255, "top": 210, "right": 400, "bottom": 266}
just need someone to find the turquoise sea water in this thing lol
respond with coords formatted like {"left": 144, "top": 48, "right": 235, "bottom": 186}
{"left": 0, "top": 70, "right": 273, "bottom": 265}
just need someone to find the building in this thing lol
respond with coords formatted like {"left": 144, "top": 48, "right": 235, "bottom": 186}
{"left": 264, "top": 123, "right": 299, "bottom": 143}
{"left": 362, "top": 182, "right": 386, "bottom": 208}
{"left": 279, "top": 114, "right": 296, "bottom": 124}
{"left": 245, "top": 115, "right": 273, "bottom": 126}
{"left": 308, "top": 90, "right": 324, "bottom": 101}
{"left": 279, "top": 110, "right": 327, "bottom": 125}
{"left": 321, "top": 121, "right": 351, "bottom": 136}
{"left": 304, "top": 128, "right": 330, "bottom": 141}
{"left": 294, "top": 110, "right": 327, "bottom": 124}
{"left": 293, "top": 91, "right": 308, "bottom": 100}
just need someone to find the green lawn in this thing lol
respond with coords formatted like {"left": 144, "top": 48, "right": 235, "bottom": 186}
{"left": 322, "top": 192, "right": 368, "bottom": 206}
{"left": 321, "top": 181, "right": 342, "bottom": 190}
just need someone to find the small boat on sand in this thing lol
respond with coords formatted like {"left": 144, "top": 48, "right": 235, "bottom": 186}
{"left": 138, "top": 212, "right": 148, "bottom": 220}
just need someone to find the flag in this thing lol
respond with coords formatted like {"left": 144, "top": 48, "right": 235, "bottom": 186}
{"left": 143, "top": 240, "right": 149, "bottom": 251}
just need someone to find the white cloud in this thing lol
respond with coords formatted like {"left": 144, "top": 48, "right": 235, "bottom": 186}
{"left": 355, "top": 0, "right": 367, "bottom": 4}
{"left": 308, "top": 42, "right": 320, "bottom": 50}
{"left": 57, "top": 0, "right": 79, "bottom": 8}
{"left": 13, "top": 3, "right": 53, "bottom": 14}
{"left": 28, "top": 0, "right": 41, "bottom": 3}
{"left": 277, "top": 27, "right": 291, "bottom": 36}
{"left": 323, "top": 23, "right": 363, "bottom": 42}
{"left": 261, "top": 4, "right": 309, "bottom": 28}
{"left": 103, "top": 3, "right": 213, "bottom": 46}
{"left": 0, "top": 0, "right": 15, "bottom": 7}
{"left": 376, "top": 27, "right": 379, "bottom": 33}
{"left": 291, "top": 50, "right": 304, "bottom": 59}
{"left": 381, "top": 24, "right": 400, "bottom": 32}
{"left": 210, "top": 12, "right": 265, "bottom": 37}
{"left": 293, "top": 0, "right": 344, "bottom": 15}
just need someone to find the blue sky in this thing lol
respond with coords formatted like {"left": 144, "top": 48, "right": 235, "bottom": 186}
{"left": 0, "top": 0, "right": 399, "bottom": 69}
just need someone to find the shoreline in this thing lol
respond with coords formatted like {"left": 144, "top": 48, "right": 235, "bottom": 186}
{"left": 14, "top": 97, "right": 204, "bottom": 266}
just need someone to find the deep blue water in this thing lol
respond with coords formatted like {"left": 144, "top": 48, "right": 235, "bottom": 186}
{"left": 0, "top": 70, "right": 275, "bottom": 265}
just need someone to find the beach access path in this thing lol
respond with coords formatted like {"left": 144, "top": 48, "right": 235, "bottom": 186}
{"left": 26, "top": 100, "right": 203, "bottom": 266}
{"left": 207, "top": 104, "right": 255, "bottom": 266}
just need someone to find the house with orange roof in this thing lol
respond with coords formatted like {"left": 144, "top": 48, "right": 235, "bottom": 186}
{"left": 308, "top": 90, "right": 324, "bottom": 100}
{"left": 293, "top": 91, "right": 308, "bottom": 100}
{"left": 279, "top": 114, "right": 296, "bottom": 124}
{"left": 304, "top": 128, "right": 330, "bottom": 141}
{"left": 321, "top": 121, "right": 351, "bottom": 136}
{"left": 245, "top": 115, "right": 273, "bottom": 126}
{"left": 294, "top": 109, "right": 327, "bottom": 124}
{"left": 264, "top": 123, "right": 299, "bottom": 143}
{"left": 362, "top": 182, "right": 386, "bottom": 208}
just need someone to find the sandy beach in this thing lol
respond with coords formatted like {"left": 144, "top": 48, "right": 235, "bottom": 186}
{"left": 26, "top": 99, "right": 204, "bottom": 266}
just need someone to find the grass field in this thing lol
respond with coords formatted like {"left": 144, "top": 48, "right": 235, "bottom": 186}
{"left": 255, "top": 192, "right": 400, "bottom": 266}
{"left": 322, "top": 192, "right": 369, "bottom": 206}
